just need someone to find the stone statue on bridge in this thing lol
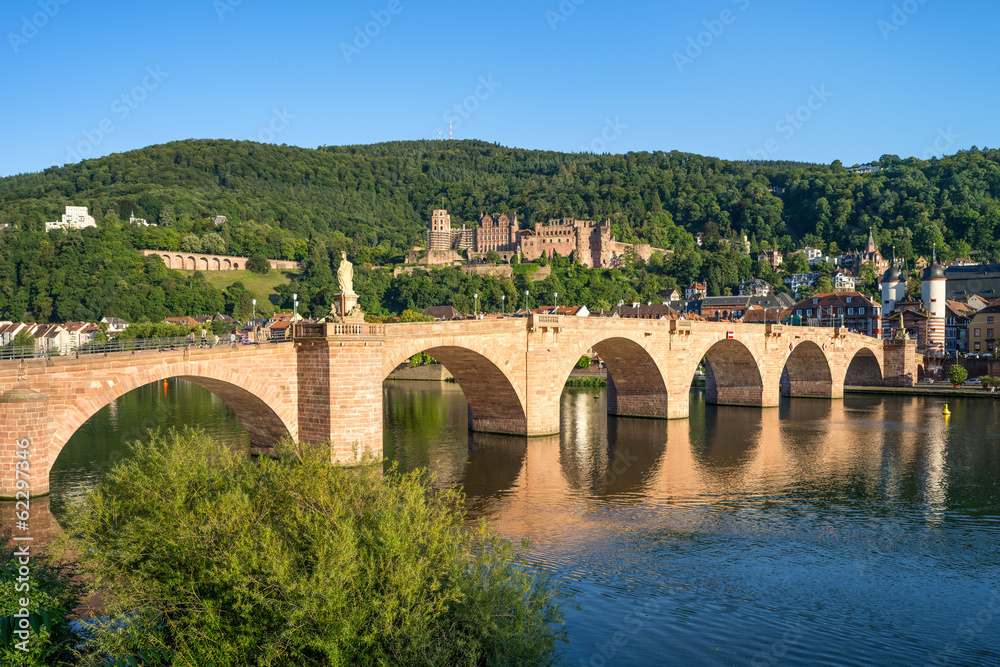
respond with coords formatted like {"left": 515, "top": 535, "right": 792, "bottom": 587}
{"left": 325, "top": 251, "right": 364, "bottom": 323}
{"left": 337, "top": 252, "right": 355, "bottom": 295}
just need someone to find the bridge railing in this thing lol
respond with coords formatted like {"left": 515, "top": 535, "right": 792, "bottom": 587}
{"left": 0, "top": 334, "right": 290, "bottom": 362}
{"left": 293, "top": 323, "right": 387, "bottom": 338}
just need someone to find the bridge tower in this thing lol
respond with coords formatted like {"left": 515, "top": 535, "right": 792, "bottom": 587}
{"left": 921, "top": 250, "right": 947, "bottom": 353}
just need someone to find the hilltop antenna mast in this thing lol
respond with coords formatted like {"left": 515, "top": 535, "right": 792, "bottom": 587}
{"left": 449, "top": 118, "right": 453, "bottom": 140}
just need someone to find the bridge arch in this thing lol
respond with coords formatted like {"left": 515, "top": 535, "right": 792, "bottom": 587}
{"left": 53, "top": 371, "right": 295, "bottom": 459}
{"left": 699, "top": 339, "right": 766, "bottom": 407}
{"left": 845, "top": 348, "right": 883, "bottom": 386}
{"left": 781, "top": 340, "right": 834, "bottom": 398}
{"left": 558, "top": 335, "right": 668, "bottom": 419}
{"left": 384, "top": 343, "right": 527, "bottom": 435}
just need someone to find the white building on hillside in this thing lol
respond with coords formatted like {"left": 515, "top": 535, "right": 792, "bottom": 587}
{"left": 46, "top": 206, "right": 96, "bottom": 232}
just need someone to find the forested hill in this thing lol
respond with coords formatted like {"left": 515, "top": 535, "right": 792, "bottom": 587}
{"left": 2, "top": 139, "right": 998, "bottom": 263}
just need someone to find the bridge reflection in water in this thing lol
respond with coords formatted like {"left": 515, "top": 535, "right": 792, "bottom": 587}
{"left": 4, "top": 379, "right": 999, "bottom": 666}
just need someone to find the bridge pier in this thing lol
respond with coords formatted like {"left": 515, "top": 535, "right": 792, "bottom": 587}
{"left": 0, "top": 387, "right": 54, "bottom": 498}
{"left": 296, "top": 326, "right": 385, "bottom": 462}
{"left": 606, "top": 374, "right": 669, "bottom": 419}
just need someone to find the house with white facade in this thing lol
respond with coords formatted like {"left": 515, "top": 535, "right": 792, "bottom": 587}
{"left": 46, "top": 206, "right": 97, "bottom": 232}
{"left": 785, "top": 272, "right": 818, "bottom": 293}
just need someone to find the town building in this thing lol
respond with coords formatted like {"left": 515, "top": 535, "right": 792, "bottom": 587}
{"left": 100, "top": 316, "right": 130, "bottom": 334}
{"left": 967, "top": 303, "right": 1000, "bottom": 355}
{"left": 834, "top": 271, "right": 857, "bottom": 292}
{"left": 839, "top": 229, "right": 889, "bottom": 274}
{"left": 738, "top": 278, "right": 771, "bottom": 297}
{"left": 757, "top": 249, "right": 783, "bottom": 268}
{"left": 850, "top": 163, "right": 882, "bottom": 174}
{"left": 686, "top": 294, "right": 795, "bottom": 321}
{"left": 942, "top": 263, "right": 1000, "bottom": 302}
{"left": 785, "top": 273, "right": 818, "bottom": 293}
{"left": 796, "top": 247, "right": 823, "bottom": 263}
{"left": 684, "top": 282, "right": 707, "bottom": 300}
{"left": 791, "top": 292, "right": 881, "bottom": 336}
{"left": 945, "top": 300, "right": 977, "bottom": 353}
{"left": 46, "top": 206, "right": 96, "bottom": 232}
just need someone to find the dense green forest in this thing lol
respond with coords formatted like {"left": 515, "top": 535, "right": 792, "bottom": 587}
{"left": 1, "top": 139, "right": 999, "bottom": 323}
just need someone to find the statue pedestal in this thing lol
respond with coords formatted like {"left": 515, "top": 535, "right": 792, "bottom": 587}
{"left": 329, "top": 291, "right": 364, "bottom": 323}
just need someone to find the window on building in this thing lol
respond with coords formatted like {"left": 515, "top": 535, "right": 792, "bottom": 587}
{"left": 975, "top": 328, "right": 981, "bottom": 337}
{"left": 838, "top": 308, "right": 844, "bottom": 315}
{"left": 847, "top": 297, "right": 852, "bottom": 303}
{"left": 813, "top": 298, "right": 819, "bottom": 305}
{"left": 990, "top": 341, "right": 996, "bottom": 352}
{"left": 975, "top": 342, "right": 981, "bottom": 351}
{"left": 807, "top": 309, "right": 813, "bottom": 317}
{"left": 859, "top": 307, "right": 865, "bottom": 315}
{"left": 989, "top": 329, "right": 995, "bottom": 338}
{"left": 989, "top": 316, "right": 995, "bottom": 324}
{"left": 797, "top": 309, "right": 802, "bottom": 316}
{"left": 848, "top": 308, "right": 854, "bottom": 315}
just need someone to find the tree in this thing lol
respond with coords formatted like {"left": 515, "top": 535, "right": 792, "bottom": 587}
{"left": 180, "top": 234, "right": 202, "bottom": 253}
{"left": 65, "top": 429, "right": 565, "bottom": 666}
{"left": 485, "top": 249, "right": 502, "bottom": 264}
{"left": 11, "top": 329, "right": 34, "bottom": 349}
{"left": 201, "top": 232, "right": 226, "bottom": 255}
{"left": 947, "top": 364, "right": 968, "bottom": 385}
{"left": 246, "top": 253, "right": 271, "bottom": 275}
{"left": 783, "top": 251, "right": 809, "bottom": 275}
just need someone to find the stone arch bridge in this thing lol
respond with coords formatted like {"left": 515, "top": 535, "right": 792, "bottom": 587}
{"left": 0, "top": 316, "right": 916, "bottom": 497}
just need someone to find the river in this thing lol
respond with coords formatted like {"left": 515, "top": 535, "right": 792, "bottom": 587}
{"left": 9, "top": 378, "right": 1000, "bottom": 666}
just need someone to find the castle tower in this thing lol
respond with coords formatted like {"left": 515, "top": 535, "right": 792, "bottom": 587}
{"left": 921, "top": 248, "right": 947, "bottom": 352}
{"left": 427, "top": 209, "right": 452, "bottom": 251}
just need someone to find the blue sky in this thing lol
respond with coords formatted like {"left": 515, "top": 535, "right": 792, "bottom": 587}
{"left": 2, "top": 0, "right": 997, "bottom": 177}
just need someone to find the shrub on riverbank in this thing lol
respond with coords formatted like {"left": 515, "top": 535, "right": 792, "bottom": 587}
{"left": 0, "top": 531, "right": 82, "bottom": 666}
{"left": 64, "top": 428, "right": 565, "bottom": 667}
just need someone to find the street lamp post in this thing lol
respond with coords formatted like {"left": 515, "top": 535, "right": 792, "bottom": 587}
{"left": 292, "top": 293, "right": 298, "bottom": 331}
{"left": 525, "top": 290, "right": 529, "bottom": 313}
{"left": 554, "top": 292, "right": 558, "bottom": 309}
{"left": 501, "top": 294, "right": 505, "bottom": 315}
{"left": 252, "top": 298, "right": 256, "bottom": 323}
{"left": 474, "top": 293, "right": 478, "bottom": 318}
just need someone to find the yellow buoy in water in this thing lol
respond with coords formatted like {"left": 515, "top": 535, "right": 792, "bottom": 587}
{"left": 942, "top": 403, "right": 951, "bottom": 416}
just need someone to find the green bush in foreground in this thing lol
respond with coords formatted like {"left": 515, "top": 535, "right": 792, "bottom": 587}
{"left": 0, "top": 530, "right": 82, "bottom": 667}
{"left": 65, "top": 429, "right": 565, "bottom": 666}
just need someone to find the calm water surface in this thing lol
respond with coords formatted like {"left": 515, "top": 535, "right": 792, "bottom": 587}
{"left": 13, "top": 378, "right": 1000, "bottom": 666}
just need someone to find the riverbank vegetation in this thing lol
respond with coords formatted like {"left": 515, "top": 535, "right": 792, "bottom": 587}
{"left": 5, "top": 429, "right": 565, "bottom": 666}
